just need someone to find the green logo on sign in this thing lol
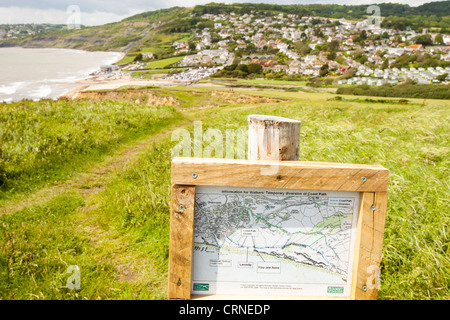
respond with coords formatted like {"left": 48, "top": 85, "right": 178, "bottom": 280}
{"left": 193, "top": 283, "right": 209, "bottom": 291}
{"left": 327, "top": 286, "right": 344, "bottom": 294}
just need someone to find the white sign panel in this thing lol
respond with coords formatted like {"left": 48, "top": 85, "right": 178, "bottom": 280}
{"left": 191, "top": 185, "right": 359, "bottom": 297}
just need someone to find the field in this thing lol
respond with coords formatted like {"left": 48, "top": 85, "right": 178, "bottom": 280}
{"left": 0, "top": 87, "right": 448, "bottom": 300}
{"left": 205, "top": 78, "right": 310, "bottom": 90}
{"left": 146, "top": 56, "right": 185, "bottom": 69}
{"left": 0, "top": 98, "right": 183, "bottom": 200}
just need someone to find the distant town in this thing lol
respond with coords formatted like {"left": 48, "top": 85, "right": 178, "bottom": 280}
{"left": 6, "top": 9, "right": 449, "bottom": 87}
{"left": 115, "top": 10, "right": 450, "bottom": 86}
{"left": 0, "top": 24, "right": 66, "bottom": 39}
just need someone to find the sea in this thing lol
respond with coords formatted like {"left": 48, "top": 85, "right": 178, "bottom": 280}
{"left": 0, "top": 47, "right": 122, "bottom": 103}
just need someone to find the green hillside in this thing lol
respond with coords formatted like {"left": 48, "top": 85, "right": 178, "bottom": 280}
{"left": 1, "top": 1, "right": 449, "bottom": 54}
{"left": 193, "top": 1, "right": 450, "bottom": 18}
{"left": 0, "top": 7, "right": 192, "bottom": 54}
{"left": 0, "top": 87, "right": 448, "bottom": 299}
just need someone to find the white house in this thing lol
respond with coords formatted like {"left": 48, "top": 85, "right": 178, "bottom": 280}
{"left": 443, "top": 35, "right": 450, "bottom": 45}
{"left": 304, "top": 55, "right": 317, "bottom": 64}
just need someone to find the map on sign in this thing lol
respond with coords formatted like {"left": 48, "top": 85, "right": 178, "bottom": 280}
{"left": 191, "top": 185, "right": 359, "bottom": 297}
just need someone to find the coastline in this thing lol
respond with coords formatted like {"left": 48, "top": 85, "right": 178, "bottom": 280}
{"left": 61, "top": 50, "right": 128, "bottom": 99}
{"left": 62, "top": 76, "right": 235, "bottom": 99}
{"left": 62, "top": 77, "right": 190, "bottom": 100}
{"left": 0, "top": 47, "right": 126, "bottom": 103}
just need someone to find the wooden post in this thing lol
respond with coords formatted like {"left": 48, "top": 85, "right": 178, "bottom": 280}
{"left": 351, "top": 191, "right": 388, "bottom": 300}
{"left": 247, "top": 114, "right": 301, "bottom": 161}
{"left": 168, "top": 185, "right": 196, "bottom": 299}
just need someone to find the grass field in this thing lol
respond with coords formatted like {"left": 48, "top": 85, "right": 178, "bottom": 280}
{"left": 0, "top": 88, "right": 448, "bottom": 300}
{"left": 146, "top": 56, "right": 184, "bottom": 69}
{"left": 0, "top": 98, "right": 183, "bottom": 201}
{"left": 206, "top": 78, "right": 318, "bottom": 93}
{"left": 117, "top": 55, "right": 185, "bottom": 68}
{"left": 116, "top": 54, "right": 138, "bottom": 65}
{"left": 212, "top": 78, "right": 309, "bottom": 86}
{"left": 131, "top": 68, "right": 188, "bottom": 79}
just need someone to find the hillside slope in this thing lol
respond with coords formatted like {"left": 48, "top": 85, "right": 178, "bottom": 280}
{"left": 0, "top": 7, "right": 191, "bottom": 53}
{"left": 1, "top": 1, "right": 448, "bottom": 53}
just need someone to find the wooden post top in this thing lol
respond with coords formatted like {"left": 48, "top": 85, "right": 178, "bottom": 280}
{"left": 248, "top": 114, "right": 302, "bottom": 124}
{"left": 247, "top": 114, "right": 302, "bottom": 161}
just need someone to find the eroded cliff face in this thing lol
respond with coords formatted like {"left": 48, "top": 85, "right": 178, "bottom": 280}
{"left": 74, "top": 89, "right": 285, "bottom": 108}
{"left": 75, "top": 90, "right": 181, "bottom": 106}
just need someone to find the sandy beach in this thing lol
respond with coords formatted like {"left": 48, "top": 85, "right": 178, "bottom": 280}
{"left": 0, "top": 48, "right": 129, "bottom": 102}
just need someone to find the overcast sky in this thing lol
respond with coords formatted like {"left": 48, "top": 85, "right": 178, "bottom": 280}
{"left": 0, "top": 0, "right": 444, "bottom": 26}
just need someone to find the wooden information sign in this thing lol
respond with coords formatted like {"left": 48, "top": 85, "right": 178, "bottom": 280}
{"left": 168, "top": 116, "right": 389, "bottom": 300}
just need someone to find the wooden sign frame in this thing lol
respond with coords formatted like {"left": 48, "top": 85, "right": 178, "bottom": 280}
{"left": 168, "top": 157, "right": 389, "bottom": 300}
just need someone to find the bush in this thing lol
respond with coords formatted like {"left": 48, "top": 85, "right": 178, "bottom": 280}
{"left": 236, "top": 64, "right": 248, "bottom": 73}
{"left": 247, "top": 63, "right": 263, "bottom": 74}
{"left": 336, "top": 84, "right": 450, "bottom": 100}
{"left": 213, "top": 62, "right": 262, "bottom": 79}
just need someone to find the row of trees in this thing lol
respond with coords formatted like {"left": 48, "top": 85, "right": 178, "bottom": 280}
{"left": 336, "top": 83, "right": 450, "bottom": 99}
{"left": 193, "top": 2, "right": 450, "bottom": 31}
{"left": 381, "top": 15, "right": 450, "bottom": 33}
{"left": 414, "top": 34, "right": 447, "bottom": 46}
{"left": 212, "top": 62, "right": 263, "bottom": 78}
{"left": 390, "top": 52, "right": 450, "bottom": 69}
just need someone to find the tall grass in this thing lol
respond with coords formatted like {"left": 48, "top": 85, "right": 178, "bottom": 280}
{"left": 0, "top": 89, "right": 448, "bottom": 299}
{"left": 197, "top": 97, "right": 450, "bottom": 299}
{"left": 0, "top": 192, "right": 156, "bottom": 299}
{"left": 0, "top": 98, "right": 182, "bottom": 199}
{"left": 0, "top": 193, "right": 98, "bottom": 299}
{"left": 92, "top": 141, "right": 174, "bottom": 286}
{"left": 85, "top": 94, "right": 449, "bottom": 299}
